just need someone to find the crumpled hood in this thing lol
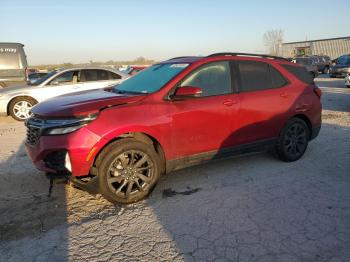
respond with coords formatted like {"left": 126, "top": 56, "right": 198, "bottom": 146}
{"left": 31, "top": 89, "right": 146, "bottom": 118}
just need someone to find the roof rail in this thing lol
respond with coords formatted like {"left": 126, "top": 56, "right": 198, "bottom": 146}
{"left": 167, "top": 56, "right": 199, "bottom": 60}
{"left": 207, "top": 52, "right": 288, "bottom": 61}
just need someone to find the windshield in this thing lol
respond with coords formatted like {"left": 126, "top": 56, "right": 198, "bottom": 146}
{"left": 113, "top": 63, "right": 189, "bottom": 94}
{"left": 31, "top": 70, "right": 57, "bottom": 85}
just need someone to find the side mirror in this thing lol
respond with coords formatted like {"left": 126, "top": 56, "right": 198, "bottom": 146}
{"left": 174, "top": 86, "right": 202, "bottom": 99}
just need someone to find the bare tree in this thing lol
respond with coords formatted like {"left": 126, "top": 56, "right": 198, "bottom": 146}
{"left": 263, "top": 30, "right": 284, "bottom": 56}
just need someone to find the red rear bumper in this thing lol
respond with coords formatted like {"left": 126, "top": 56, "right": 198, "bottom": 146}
{"left": 25, "top": 127, "right": 103, "bottom": 177}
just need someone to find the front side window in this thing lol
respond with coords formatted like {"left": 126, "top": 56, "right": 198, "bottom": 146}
{"left": 238, "top": 61, "right": 272, "bottom": 92}
{"left": 49, "top": 70, "right": 79, "bottom": 85}
{"left": 180, "top": 61, "right": 232, "bottom": 97}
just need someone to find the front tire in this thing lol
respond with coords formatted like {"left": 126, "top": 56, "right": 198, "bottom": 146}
{"left": 275, "top": 118, "right": 310, "bottom": 162}
{"left": 9, "top": 97, "right": 37, "bottom": 121}
{"left": 97, "top": 139, "right": 161, "bottom": 204}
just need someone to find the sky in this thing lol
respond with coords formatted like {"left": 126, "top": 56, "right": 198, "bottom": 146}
{"left": 1, "top": 0, "right": 349, "bottom": 65}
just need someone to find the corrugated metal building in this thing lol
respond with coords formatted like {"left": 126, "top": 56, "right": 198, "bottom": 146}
{"left": 281, "top": 36, "right": 350, "bottom": 59}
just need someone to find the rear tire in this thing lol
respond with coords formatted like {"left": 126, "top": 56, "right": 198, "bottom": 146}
{"left": 275, "top": 118, "right": 310, "bottom": 162}
{"left": 9, "top": 97, "right": 37, "bottom": 121}
{"left": 97, "top": 139, "right": 161, "bottom": 204}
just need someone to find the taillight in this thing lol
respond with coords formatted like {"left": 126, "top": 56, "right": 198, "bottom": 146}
{"left": 313, "top": 86, "right": 322, "bottom": 98}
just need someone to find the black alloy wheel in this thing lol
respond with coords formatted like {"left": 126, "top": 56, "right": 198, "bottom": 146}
{"left": 97, "top": 139, "right": 161, "bottom": 204}
{"left": 276, "top": 118, "right": 310, "bottom": 162}
{"left": 106, "top": 150, "right": 155, "bottom": 198}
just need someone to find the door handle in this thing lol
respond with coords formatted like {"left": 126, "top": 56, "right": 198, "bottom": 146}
{"left": 223, "top": 99, "right": 238, "bottom": 106}
{"left": 280, "top": 92, "right": 288, "bottom": 98}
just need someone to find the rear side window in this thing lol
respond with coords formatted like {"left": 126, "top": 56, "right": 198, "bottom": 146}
{"left": 282, "top": 64, "right": 314, "bottom": 84}
{"left": 50, "top": 71, "right": 74, "bottom": 84}
{"left": 238, "top": 61, "right": 275, "bottom": 92}
{"left": 180, "top": 61, "right": 232, "bottom": 97}
{"left": 237, "top": 61, "right": 288, "bottom": 92}
{"left": 81, "top": 69, "right": 110, "bottom": 82}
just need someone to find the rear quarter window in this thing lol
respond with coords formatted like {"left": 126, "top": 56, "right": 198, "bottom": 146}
{"left": 110, "top": 72, "right": 121, "bottom": 79}
{"left": 270, "top": 66, "right": 288, "bottom": 88}
{"left": 281, "top": 64, "right": 314, "bottom": 85}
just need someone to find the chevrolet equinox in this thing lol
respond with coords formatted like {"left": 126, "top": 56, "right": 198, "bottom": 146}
{"left": 25, "top": 53, "right": 322, "bottom": 204}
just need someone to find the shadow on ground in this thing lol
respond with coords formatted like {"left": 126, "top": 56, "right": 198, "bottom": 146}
{"left": 0, "top": 141, "right": 69, "bottom": 259}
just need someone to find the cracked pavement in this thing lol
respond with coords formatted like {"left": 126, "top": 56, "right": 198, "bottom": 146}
{"left": 0, "top": 77, "right": 349, "bottom": 261}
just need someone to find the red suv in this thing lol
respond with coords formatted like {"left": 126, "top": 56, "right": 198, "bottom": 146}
{"left": 25, "top": 53, "right": 322, "bottom": 203}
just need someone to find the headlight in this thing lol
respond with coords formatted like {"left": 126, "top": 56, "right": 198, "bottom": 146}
{"left": 42, "top": 113, "right": 99, "bottom": 135}
{"left": 47, "top": 125, "right": 83, "bottom": 135}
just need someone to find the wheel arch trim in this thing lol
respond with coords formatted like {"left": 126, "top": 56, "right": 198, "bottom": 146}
{"left": 90, "top": 130, "right": 167, "bottom": 176}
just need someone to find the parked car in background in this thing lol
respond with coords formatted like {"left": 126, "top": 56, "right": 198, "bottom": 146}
{"left": 292, "top": 57, "right": 319, "bottom": 78}
{"left": 0, "top": 43, "right": 28, "bottom": 88}
{"left": 329, "top": 54, "right": 350, "bottom": 78}
{"left": 25, "top": 53, "right": 322, "bottom": 204}
{"left": 311, "top": 55, "right": 332, "bottom": 74}
{"left": 0, "top": 67, "right": 128, "bottom": 120}
{"left": 27, "top": 72, "right": 48, "bottom": 85}
{"left": 124, "top": 65, "right": 148, "bottom": 75}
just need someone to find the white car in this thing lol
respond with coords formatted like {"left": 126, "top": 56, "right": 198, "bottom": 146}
{"left": 0, "top": 67, "right": 128, "bottom": 120}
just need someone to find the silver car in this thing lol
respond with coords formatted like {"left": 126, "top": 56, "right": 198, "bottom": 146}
{"left": 0, "top": 67, "right": 128, "bottom": 120}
